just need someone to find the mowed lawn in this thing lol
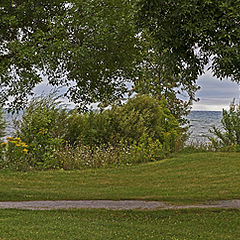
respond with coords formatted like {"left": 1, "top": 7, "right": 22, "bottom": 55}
{"left": 0, "top": 152, "right": 239, "bottom": 204}
{"left": 0, "top": 208, "right": 239, "bottom": 240}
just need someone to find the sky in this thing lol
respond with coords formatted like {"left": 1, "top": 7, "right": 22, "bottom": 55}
{"left": 34, "top": 71, "right": 240, "bottom": 111}
{"left": 192, "top": 71, "right": 240, "bottom": 111}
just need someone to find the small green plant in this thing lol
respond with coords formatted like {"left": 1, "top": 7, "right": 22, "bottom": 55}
{"left": 1, "top": 137, "right": 29, "bottom": 170}
{"left": 0, "top": 142, "right": 7, "bottom": 165}
{"left": 113, "top": 95, "right": 183, "bottom": 149}
{"left": 3, "top": 94, "right": 186, "bottom": 171}
{"left": 128, "top": 137, "right": 166, "bottom": 163}
{"left": 54, "top": 143, "right": 132, "bottom": 170}
{"left": 179, "top": 140, "right": 212, "bottom": 154}
{"left": 54, "top": 137, "right": 172, "bottom": 170}
{"left": 14, "top": 94, "right": 68, "bottom": 169}
{"left": 209, "top": 100, "right": 240, "bottom": 151}
{"left": 0, "top": 108, "right": 5, "bottom": 140}
{"left": 65, "top": 95, "right": 184, "bottom": 151}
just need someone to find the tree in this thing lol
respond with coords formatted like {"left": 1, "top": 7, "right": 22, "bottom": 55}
{"left": 137, "top": 0, "right": 240, "bottom": 94}
{"left": 132, "top": 30, "right": 197, "bottom": 125}
{"left": 0, "top": 0, "right": 140, "bottom": 110}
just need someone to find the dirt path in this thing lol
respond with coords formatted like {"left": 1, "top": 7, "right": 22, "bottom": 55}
{"left": 0, "top": 200, "right": 240, "bottom": 210}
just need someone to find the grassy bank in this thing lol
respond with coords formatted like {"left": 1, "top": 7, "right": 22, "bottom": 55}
{"left": 0, "top": 152, "right": 239, "bottom": 204}
{"left": 0, "top": 208, "right": 239, "bottom": 239}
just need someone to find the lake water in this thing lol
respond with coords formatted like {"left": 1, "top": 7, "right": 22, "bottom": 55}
{"left": 3, "top": 110, "right": 223, "bottom": 143}
{"left": 186, "top": 111, "right": 222, "bottom": 143}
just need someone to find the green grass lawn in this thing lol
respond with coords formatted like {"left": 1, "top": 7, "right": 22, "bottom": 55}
{"left": 0, "top": 208, "right": 239, "bottom": 240}
{"left": 0, "top": 152, "right": 239, "bottom": 204}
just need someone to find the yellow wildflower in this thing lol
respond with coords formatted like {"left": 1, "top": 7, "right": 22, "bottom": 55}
{"left": 1, "top": 142, "right": 7, "bottom": 146}
{"left": 14, "top": 137, "right": 21, "bottom": 141}
{"left": 6, "top": 137, "right": 13, "bottom": 141}
{"left": 21, "top": 143, "right": 28, "bottom": 148}
{"left": 23, "top": 149, "right": 28, "bottom": 154}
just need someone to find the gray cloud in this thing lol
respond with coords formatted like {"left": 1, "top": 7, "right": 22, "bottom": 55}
{"left": 192, "top": 71, "right": 240, "bottom": 111}
{"left": 33, "top": 71, "right": 240, "bottom": 111}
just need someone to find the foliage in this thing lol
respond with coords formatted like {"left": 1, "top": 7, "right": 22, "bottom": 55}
{"left": 1, "top": 94, "right": 185, "bottom": 170}
{"left": 59, "top": 95, "right": 184, "bottom": 170}
{"left": 137, "top": 0, "right": 240, "bottom": 97}
{"left": 65, "top": 95, "right": 184, "bottom": 153}
{"left": 54, "top": 138, "right": 171, "bottom": 170}
{"left": 179, "top": 141, "right": 212, "bottom": 154}
{"left": 0, "top": 0, "right": 140, "bottom": 110}
{"left": 0, "top": 137, "right": 29, "bottom": 171}
{"left": 64, "top": 109, "right": 118, "bottom": 146}
{"left": 0, "top": 142, "right": 6, "bottom": 164}
{"left": 54, "top": 143, "right": 132, "bottom": 170}
{"left": 14, "top": 95, "right": 68, "bottom": 169}
{"left": 2, "top": 0, "right": 239, "bottom": 128}
{"left": 113, "top": 95, "right": 183, "bottom": 152}
{"left": 209, "top": 101, "right": 240, "bottom": 151}
{"left": 0, "top": 108, "right": 6, "bottom": 139}
{"left": 128, "top": 137, "right": 166, "bottom": 163}
{"left": 133, "top": 30, "right": 194, "bottom": 126}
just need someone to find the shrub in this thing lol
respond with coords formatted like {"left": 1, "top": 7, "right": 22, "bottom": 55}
{"left": 65, "top": 95, "right": 184, "bottom": 153}
{"left": 53, "top": 138, "right": 167, "bottom": 170}
{"left": 128, "top": 137, "right": 166, "bottom": 163}
{"left": 64, "top": 109, "right": 118, "bottom": 146}
{"left": 4, "top": 94, "right": 185, "bottom": 170}
{"left": 209, "top": 100, "right": 240, "bottom": 151}
{"left": 115, "top": 95, "right": 177, "bottom": 141}
{"left": 0, "top": 137, "right": 29, "bottom": 171}
{"left": 179, "top": 141, "right": 212, "bottom": 153}
{"left": 0, "top": 108, "right": 5, "bottom": 140}
{"left": 14, "top": 95, "right": 68, "bottom": 169}
{"left": 54, "top": 143, "right": 132, "bottom": 170}
{"left": 0, "top": 142, "right": 7, "bottom": 167}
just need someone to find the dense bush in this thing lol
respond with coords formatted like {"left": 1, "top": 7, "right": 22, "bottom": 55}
{"left": 54, "top": 143, "right": 131, "bottom": 170}
{"left": 1, "top": 94, "right": 185, "bottom": 170}
{"left": 65, "top": 95, "right": 184, "bottom": 152}
{"left": 14, "top": 95, "right": 69, "bottom": 169}
{"left": 209, "top": 101, "right": 240, "bottom": 151}
{"left": 64, "top": 109, "right": 118, "bottom": 146}
{"left": 0, "top": 108, "right": 5, "bottom": 140}
{"left": 112, "top": 95, "right": 183, "bottom": 152}
{"left": 54, "top": 139, "right": 169, "bottom": 170}
{"left": 0, "top": 137, "right": 29, "bottom": 171}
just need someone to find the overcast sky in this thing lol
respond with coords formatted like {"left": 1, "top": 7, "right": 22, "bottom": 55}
{"left": 34, "top": 70, "right": 240, "bottom": 111}
{"left": 192, "top": 71, "right": 240, "bottom": 111}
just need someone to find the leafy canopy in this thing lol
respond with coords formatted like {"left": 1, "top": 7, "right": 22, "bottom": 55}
{"left": 137, "top": 0, "right": 240, "bottom": 88}
{"left": 0, "top": 0, "right": 139, "bottom": 109}
{"left": 1, "top": 0, "right": 239, "bottom": 112}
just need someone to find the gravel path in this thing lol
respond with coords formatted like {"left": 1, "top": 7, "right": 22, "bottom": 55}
{"left": 0, "top": 200, "right": 240, "bottom": 210}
